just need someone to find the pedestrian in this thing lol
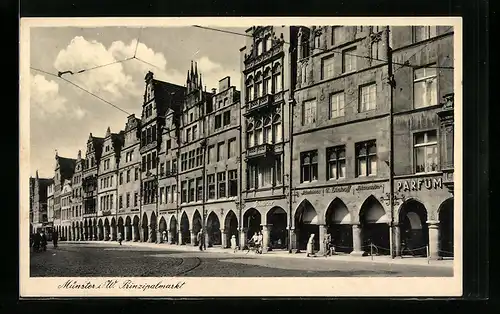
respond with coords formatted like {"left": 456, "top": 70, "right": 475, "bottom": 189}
{"left": 323, "top": 233, "right": 331, "bottom": 257}
{"left": 162, "top": 230, "right": 167, "bottom": 242}
{"left": 40, "top": 231, "right": 47, "bottom": 252}
{"left": 197, "top": 230, "right": 204, "bottom": 251}
{"left": 256, "top": 231, "right": 263, "bottom": 254}
{"left": 230, "top": 235, "right": 237, "bottom": 253}
{"left": 33, "top": 232, "right": 40, "bottom": 252}
{"left": 306, "top": 233, "right": 316, "bottom": 257}
{"left": 52, "top": 230, "right": 58, "bottom": 248}
{"left": 118, "top": 232, "right": 123, "bottom": 245}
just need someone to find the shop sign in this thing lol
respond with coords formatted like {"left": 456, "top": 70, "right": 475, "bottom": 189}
{"left": 300, "top": 186, "right": 352, "bottom": 196}
{"left": 354, "top": 183, "right": 385, "bottom": 192}
{"left": 396, "top": 177, "right": 443, "bottom": 192}
{"left": 255, "top": 200, "right": 275, "bottom": 208}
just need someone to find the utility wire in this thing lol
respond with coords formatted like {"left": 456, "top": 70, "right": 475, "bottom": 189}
{"left": 30, "top": 67, "right": 131, "bottom": 115}
{"left": 192, "top": 25, "right": 453, "bottom": 70}
{"left": 133, "top": 27, "right": 143, "bottom": 58}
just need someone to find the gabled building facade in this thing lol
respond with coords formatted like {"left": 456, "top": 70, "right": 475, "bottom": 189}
{"left": 71, "top": 150, "right": 85, "bottom": 240}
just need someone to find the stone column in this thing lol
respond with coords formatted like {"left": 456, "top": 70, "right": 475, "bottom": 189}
{"left": 190, "top": 230, "right": 196, "bottom": 246}
{"left": 84, "top": 227, "right": 88, "bottom": 241}
{"left": 288, "top": 227, "right": 297, "bottom": 251}
{"left": 148, "top": 225, "right": 154, "bottom": 243}
{"left": 239, "top": 227, "right": 248, "bottom": 250}
{"left": 427, "top": 220, "right": 441, "bottom": 260}
{"left": 124, "top": 225, "right": 129, "bottom": 241}
{"left": 111, "top": 226, "right": 117, "bottom": 241}
{"left": 157, "top": 228, "right": 163, "bottom": 244}
{"left": 392, "top": 224, "right": 401, "bottom": 257}
{"left": 261, "top": 225, "right": 270, "bottom": 253}
{"left": 132, "top": 225, "right": 138, "bottom": 242}
{"left": 319, "top": 224, "right": 327, "bottom": 255}
{"left": 93, "top": 226, "right": 98, "bottom": 240}
{"left": 178, "top": 230, "right": 183, "bottom": 245}
{"left": 104, "top": 226, "right": 110, "bottom": 241}
{"left": 97, "top": 226, "right": 102, "bottom": 241}
{"left": 221, "top": 229, "right": 228, "bottom": 248}
{"left": 204, "top": 232, "right": 209, "bottom": 248}
{"left": 168, "top": 230, "right": 173, "bottom": 244}
{"left": 350, "top": 224, "right": 364, "bottom": 256}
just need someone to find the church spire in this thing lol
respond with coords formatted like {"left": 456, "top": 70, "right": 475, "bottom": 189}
{"left": 36, "top": 169, "right": 39, "bottom": 179}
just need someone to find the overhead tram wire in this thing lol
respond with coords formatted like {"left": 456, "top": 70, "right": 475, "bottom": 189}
{"left": 192, "top": 25, "right": 453, "bottom": 70}
{"left": 30, "top": 67, "right": 131, "bottom": 116}
{"left": 133, "top": 27, "right": 143, "bottom": 58}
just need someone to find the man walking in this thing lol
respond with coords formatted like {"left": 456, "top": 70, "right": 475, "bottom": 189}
{"left": 52, "top": 230, "right": 58, "bottom": 248}
{"left": 118, "top": 232, "right": 123, "bottom": 245}
{"left": 197, "top": 230, "right": 204, "bottom": 251}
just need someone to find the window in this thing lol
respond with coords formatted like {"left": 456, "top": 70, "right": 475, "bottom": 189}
{"left": 152, "top": 125, "right": 157, "bottom": 142}
{"left": 264, "top": 117, "right": 272, "bottom": 143}
{"left": 342, "top": 47, "right": 357, "bottom": 73}
{"left": 300, "top": 150, "right": 318, "bottom": 183}
{"left": 215, "top": 115, "right": 222, "bottom": 129}
{"left": 263, "top": 70, "right": 272, "bottom": 95}
{"left": 228, "top": 170, "right": 238, "bottom": 197}
{"left": 147, "top": 153, "right": 152, "bottom": 171}
{"left": 254, "top": 120, "right": 263, "bottom": 145}
{"left": 272, "top": 64, "right": 282, "bottom": 93}
{"left": 356, "top": 140, "right": 377, "bottom": 176}
{"left": 257, "top": 40, "right": 263, "bottom": 55}
{"left": 371, "top": 40, "right": 382, "bottom": 60}
{"left": 159, "top": 187, "right": 165, "bottom": 204}
{"left": 126, "top": 193, "right": 130, "bottom": 208}
{"left": 255, "top": 72, "right": 263, "bottom": 98}
{"left": 247, "top": 124, "right": 254, "bottom": 148}
{"left": 181, "top": 181, "right": 187, "bottom": 203}
{"left": 413, "top": 26, "right": 437, "bottom": 42}
{"left": 331, "top": 26, "right": 342, "bottom": 45}
{"left": 413, "top": 66, "right": 437, "bottom": 109}
{"left": 314, "top": 34, "right": 321, "bottom": 48}
{"left": 302, "top": 99, "right": 317, "bottom": 125}
{"left": 359, "top": 83, "right": 377, "bottom": 112}
{"left": 191, "top": 126, "right": 197, "bottom": 141}
{"left": 414, "top": 131, "right": 438, "bottom": 173}
{"left": 135, "top": 168, "right": 139, "bottom": 180}
{"left": 207, "top": 174, "right": 216, "bottom": 200}
{"left": 372, "top": 26, "right": 383, "bottom": 33}
{"left": 126, "top": 170, "right": 130, "bottom": 183}
{"left": 228, "top": 138, "right": 237, "bottom": 158}
{"left": 266, "top": 36, "right": 272, "bottom": 51}
{"left": 217, "top": 172, "right": 226, "bottom": 198}
{"left": 181, "top": 153, "right": 187, "bottom": 171}
{"left": 141, "top": 130, "right": 147, "bottom": 146}
{"left": 134, "top": 192, "right": 138, "bottom": 207}
{"left": 329, "top": 92, "right": 345, "bottom": 118}
{"left": 188, "top": 150, "right": 195, "bottom": 169}
{"left": 188, "top": 179, "right": 195, "bottom": 202}
{"left": 327, "top": 146, "right": 346, "bottom": 180}
{"left": 275, "top": 156, "right": 282, "bottom": 185}
{"left": 166, "top": 186, "right": 171, "bottom": 203}
{"left": 207, "top": 145, "right": 215, "bottom": 163}
{"left": 196, "top": 177, "right": 203, "bottom": 201}
{"left": 119, "top": 172, "right": 123, "bottom": 185}
{"left": 152, "top": 151, "right": 157, "bottom": 169}
{"left": 160, "top": 163, "right": 165, "bottom": 176}
{"left": 322, "top": 55, "right": 335, "bottom": 80}
{"left": 273, "top": 115, "right": 282, "bottom": 143}
{"left": 166, "top": 139, "right": 171, "bottom": 151}
{"left": 189, "top": 112, "right": 194, "bottom": 123}
{"left": 186, "top": 129, "right": 191, "bottom": 143}
{"left": 223, "top": 111, "right": 231, "bottom": 126}
{"left": 196, "top": 148, "right": 203, "bottom": 166}
{"left": 172, "top": 159, "right": 177, "bottom": 173}
{"left": 119, "top": 195, "right": 123, "bottom": 209}
{"left": 246, "top": 83, "right": 254, "bottom": 102}
{"left": 172, "top": 185, "right": 177, "bottom": 203}
{"left": 223, "top": 98, "right": 228, "bottom": 107}
{"left": 217, "top": 142, "right": 225, "bottom": 161}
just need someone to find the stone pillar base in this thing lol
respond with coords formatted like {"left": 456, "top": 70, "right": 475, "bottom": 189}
{"left": 350, "top": 250, "right": 364, "bottom": 257}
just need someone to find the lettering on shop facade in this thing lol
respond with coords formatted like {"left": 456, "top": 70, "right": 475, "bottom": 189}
{"left": 396, "top": 177, "right": 443, "bottom": 192}
{"left": 255, "top": 201, "right": 275, "bottom": 208}
{"left": 299, "top": 183, "right": 385, "bottom": 196}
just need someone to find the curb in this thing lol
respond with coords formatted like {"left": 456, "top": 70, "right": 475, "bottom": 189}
{"left": 65, "top": 240, "right": 454, "bottom": 268}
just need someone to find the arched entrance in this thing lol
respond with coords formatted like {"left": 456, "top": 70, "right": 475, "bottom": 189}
{"left": 192, "top": 211, "right": 203, "bottom": 245}
{"left": 132, "top": 215, "right": 140, "bottom": 242}
{"left": 98, "top": 219, "right": 104, "bottom": 241}
{"left": 267, "top": 207, "right": 288, "bottom": 250}
{"left": 180, "top": 212, "right": 190, "bottom": 245}
{"left": 243, "top": 208, "right": 261, "bottom": 241}
{"left": 125, "top": 216, "right": 132, "bottom": 241}
{"left": 159, "top": 217, "right": 167, "bottom": 243}
{"left": 206, "top": 211, "right": 221, "bottom": 247}
{"left": 150, "top": 212, "right": 157, "bottom": 243}
{"left": 118, "top": 217, "right": 124, "bottom": 240}
{"left": 359, "top": 196, "right": 390, "bottom": 255}
{"left": 439, "top": 198, "right": 454, "bottom": 258}
{"left": 325, "top": 198, "right": 353, "bottom": 253}
{"left": 141, "top": 213, "right": 149, "bottom": 242}
{"left": 224, "top": 210, "right": 239, "bottom": 248}
{"left": 399, "top": 199, "right": 429, "bottom": 256}
{"left": 295, "top": 200, "right": 320, "bottom": 251}
{"left": 111, "top": 217, "right": 117, "bottom": 241}
{"left": 169, "top": 216, "right": 178, "bottom": 244}
{"left": 104, "top": 218, "right": 110, "bottom": 241}
{"left": 84, "top": 219, "right": 88, "bottom": 240}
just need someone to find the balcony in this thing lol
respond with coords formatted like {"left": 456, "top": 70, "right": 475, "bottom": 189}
{"left": 246, "top": 94, "right": 273, "bottom": 115}
{"left": 246, "top": 143, "right": 273, "bottom": 160}
{"left": 244, "top": 43, "right": 284, "bottom": 70}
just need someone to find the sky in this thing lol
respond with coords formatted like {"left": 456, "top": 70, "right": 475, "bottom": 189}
{"left": 29, "top": 26, "right": 247, "bottom": 178}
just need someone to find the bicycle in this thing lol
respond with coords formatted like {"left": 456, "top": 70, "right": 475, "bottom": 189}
{"left": 244, "top": 241, "right": 262, "bottom": 255}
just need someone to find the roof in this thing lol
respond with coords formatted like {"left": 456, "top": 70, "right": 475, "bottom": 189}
{"left": 56, "top": 156, "right": 77, "bottom": 181}
{"left": 152, "top": 79, "right": 187, "bottom": 116}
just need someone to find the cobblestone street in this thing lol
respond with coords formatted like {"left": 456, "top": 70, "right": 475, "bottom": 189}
{"left": 30, "top": 242, "right": 453, "bottom": 277}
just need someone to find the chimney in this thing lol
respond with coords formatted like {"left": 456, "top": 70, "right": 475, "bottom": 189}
{"left": 212, "top": 88, "right": 217, "bottom": 94}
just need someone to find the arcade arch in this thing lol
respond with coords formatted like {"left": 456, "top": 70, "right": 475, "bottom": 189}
{"left": 266, "top": 207, "right": 287, "bottom": 250}
{"left": 325, "top": 198, "right": 352, "bottom": 253}
{"left": 398, "top": 199, "right": 429, "bottom": 256}
{"left": 438, "top": 198, "right": 454, "bottom": 258}
{"left": 206, "top": 211, "right": 221, "bottom": 247}
{"left": 294, "top": 199, "right": 320, "bottom": 251}
{"left": 359, "top": 195, "right": 390, "bottom": 255}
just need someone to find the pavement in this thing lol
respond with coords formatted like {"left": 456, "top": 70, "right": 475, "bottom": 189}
{"left": 66, "top": 240, "right": 454, "bottom": 268}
